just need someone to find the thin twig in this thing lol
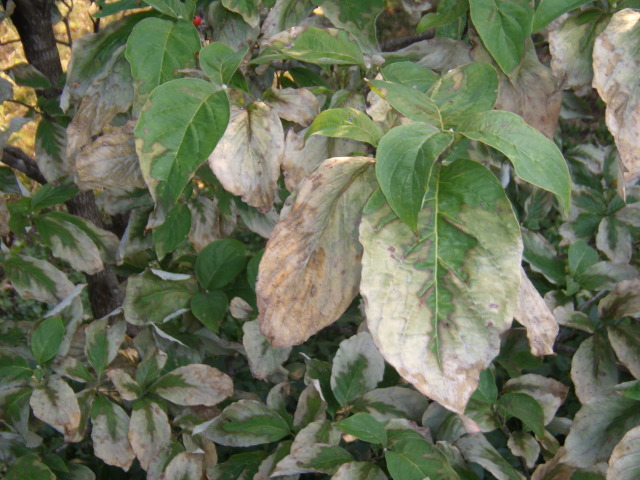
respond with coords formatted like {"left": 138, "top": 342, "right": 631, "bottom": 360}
{"left": 380, "top": 30, "right": 434, "bottom": 52}
{"left": 577, "top": 290, "right": 607, "bottom": 312}
{"left": 0, "top": 38, "right": 22, "bottom": 46}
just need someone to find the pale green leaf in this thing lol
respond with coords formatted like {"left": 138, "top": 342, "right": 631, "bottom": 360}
{"left": 135, "top": 78, "right": 230, "bottom": 210}
{"left": 533, "top": 0, "right": 592, "bottom": 32}
{"left": 336, "top": 413, "right": 387, "bottom": 445}
{"left": 123, "top": 269, "right": 199, "bottom": 325}
{"left": 128, "top": 400, "right": 172, "bottom": 471}
{"left": 459, "top": 110, "right": 571, "bottom": 213}
{"left": 243, "top": 320, "right": 292, "bottom": 380}
{"left": 222, "top": 0, "right": 260, "bottom": 28}
{"left": 199, "top": 42, "right": 248, "bottom": 86}
{"left": 331, "top": 332, "right": 385, "bottom": 407}
{"left": 152, "top": 364, "right": 233, "bottom": 406}
{"left": 274, "top": 443, "right": 353, "bottom": 476}
{"left": 307, "top": 108, "right": 383, "bottom": 146}
{"left": 385, "top": 437, "right": 459, "bottom": 480}
{"left": 375, "top": 122, "right": 453, "bottom": 231}
{"left": 418, "top": 0, "right": 469, "bottom": 33}
{"left": 91, "top": 396, "right": 136, "bottom": 470}
{"left": 360, "top": 160, "right": 522, "bottom": 414}
{"left": 257, "top": 157, "right": 377, "bottom": 347}
{"left": 369, "top": 79, "right": 442, "bottom": 127}
{"left": 381, "top": 61, "right": 439, "bottom": 93}
{"left": 204, "top": 399, "right": 291, "bottom": 446}
{"left": 30, "top": 376, "right": 81, "bottom": 438}
{"left": 470, "top": 0, "right": 533, "bottom": 74}
{"left": 208, "top": 103, "right": 283, "bottom": 212}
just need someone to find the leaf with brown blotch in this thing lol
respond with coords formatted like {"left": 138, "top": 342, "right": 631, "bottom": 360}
{"left": 187, "top": 195, "right": 237, "bottom": 252}
{"left": 75, "top": 122, "right": 146, "bottom": 191}
{"left": 257, "top": 156, "right": 377, "bottom": 348}
{"left": 514, "top": 268, "right": 558, "bottom": 356}
{"left": 593, "top": 9, "right": 640, "bottom": 183}
{"left": 208, "top": 103, "right": 285, "bottom": 212}
{"left": 30, "top": 376, "right": 81, "bottom": 439}
{"left": 128, "top": 400, "right": 171, "bottom": 471}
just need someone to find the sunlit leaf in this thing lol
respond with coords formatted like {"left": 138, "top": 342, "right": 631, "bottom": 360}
{"left": 532, "top": 0, "right": 593, "bottom": 32}
{"left": 222, "top": 0, "right": 260, "bottom": 28}
{"left": 143, "top": 0, "right": 195, "bottom": 18}
{"left": 386, "top": 437, "right": 459, "bottom": 480}
{"left": 360, "top": 160, "right": 522, "bottom": 414}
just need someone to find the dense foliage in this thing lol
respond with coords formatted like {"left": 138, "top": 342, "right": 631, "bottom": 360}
{"left": 1, "top": 0, "right": 640, "bottom": 478}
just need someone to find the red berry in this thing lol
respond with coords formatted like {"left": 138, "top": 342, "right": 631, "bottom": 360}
{"left": 193, "top": 15, "right": 202, "bottom": 27}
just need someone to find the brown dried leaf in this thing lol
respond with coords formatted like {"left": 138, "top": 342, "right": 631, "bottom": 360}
{"left": 514, "top": 268, "right": 559, "bottom": 356}
{"left": 128, "top": 400, "right": 172, "bottom": 471}
{"left": 30, "top": 376, "right": 81, "bottom": 438}
{"left": 531, "top": 448, "right": 575, "bottom": 480}
{"left": 75, "top": 122, "right": 145, "bottom": 190}
{"left": 154, "top": 364, "right": 233, "bottom": 406}
{"left": 593, "top": 9, "right": 640, "bottom": 183}
{"left": 257, "top": 157, "right": 377, "bottom": 347}
{"left": 268, "top": 87, "right": 320, "bottom": 126}
{"left": 208, "top": 103, "right": 284, "bottom": 212}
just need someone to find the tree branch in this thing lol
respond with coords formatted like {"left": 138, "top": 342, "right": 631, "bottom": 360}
{"left": 1, "top": 145, "right": 48, "bottom": 184}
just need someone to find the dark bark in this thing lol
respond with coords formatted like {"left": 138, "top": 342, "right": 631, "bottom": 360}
{"left": 2, "top": 145, "right": 48, "bottom": 184}
{"left": 6, "top": 0, "right": 124, "bottom": 318}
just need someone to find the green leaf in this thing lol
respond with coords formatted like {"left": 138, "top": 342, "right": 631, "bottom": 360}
{"left": 496, "top": 392, "right": 545, "bottom": 437}
{"left": 428, "top": 62, "right": 498, "bottom": 127}
{"left": 199, "top": 42, "right": 248, "bottom": 86}
{"left": 208, "top": 451, "right": 266, "bottom": 480}
{"left": 521, "top": 229, "right": 565, "bottom": 284}
{"left": 336, "top": 413, "right": 388, "bottom": 445}
{"left": 472, "top": 369, "right": 498, "bottom": 404}
{"left": 135, "top": 78, "right": 230, "bottom": 210}
{"left": 85, "top": 317, "right": 125, "bottom": 377}
{"left": 191, "top": 291, "right": 228, "bottom": 333}
{"left": 152, "top": 203, "right": 192, "bottom": 259}
{"left": 532, "top": 0, "right": 592, "bottom": 32}
{"left": 418, "top": 0, "right": 469, "bottom": 33}
{"left": 125, "top": 18, "right": 201, "bottom": 106}
{"left": 0, "top": 166, "right": 21, "bottom": 194}
{"left": 31, "top": 183, "right": 79, "bottom": 211}
{"left": 0, "top": 350, "right": 33, "bottom": 385}
{"left": 307, "top": 108, "right": 383, "bottom": 146}
{"left": 5, "top": 454, "right": 55, "bottom": 480}
{"left": 31, "top": 316, "right": 65, "bottom": 365}
{"left": 375, "top": 123, "right": 453, "bottom": 231}
{"left": 123, "top": 269, "right": 199, "bottom": 325}
{"left": 331, "top": 332, "right": 385, "bottom": 407}
{"left": 243, "top": 319, "right": 292, "bottom": 380}
{"left": 386, "top": 437, "right": 459, "bottom": 480}
{"left": 458, "top": 110, "right": 571, "bottom": 214}
{"left": 204, "top": 399, "right": 291, "bottom": 446}
{"left": 93, "top": 0, "right": 144, "bottom": 18}
{"left": 617, "top": 381, "right": 640, "bottom": 401}
{"left": 195, "top": 238, "right": 247, "bottom": 290}
{"left": 8, "top": 63, "right": 52, "bottom": 89}
{"left": 568, "top": 239, "right": 598, "bottom": 278}
{"left": 381, "top": 62, "right": 439, "bottom": 93}
{"left": 319, "top": 0, "right": 385, "bottom": 53}
{"left": 608, "top": 425, "right": 640, "bottom": 480}
{"left": 369, "top": 79, "right": 442, "bottom": 127}
{"left": 222, "top": 0, "right": 260, "bottom": 28}
{"left": 470, "top": 0, "right": 533, "bottom": 74}
{"left": 360, "top": 160, "right": 522, "bottom": 414}
{"left": 142, "top": 0, "right": 196, "bottom": 19}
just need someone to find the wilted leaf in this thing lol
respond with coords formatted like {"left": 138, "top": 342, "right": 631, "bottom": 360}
{"left": 257, "top": 157, "right": 376, "bottom": 347}
{"left": 188, "top": 195, "right": 237, "bottom": 251}
{"left": 125, "top": 17, "right": 200, "bottom": 109}
{"left": 571, "top": 334, "right": 618, "bottom": 404}
{"left": 242, "top": 320, "right": 291, "bottom": 380}
{"left": 153, "top": 364, "right": 233, "bottom": 406}
{"left": 599, "top": 278, "right": 640, "bottom": 321}
{"left": 91, "top": 396, "right": 136, "bottom": 470}
{"left": 548, "top": 10, "right": 609, "bottom": 92}
{"left": 30, "top": 376, "right": 81, "bottom": 438}
{"left": 75, "top": 122, "right": 146, "bottom": 190}
{"left": 331, "top": 332, "right": 385, "bottom": 407}
{"left": 66, "top": 46, "right": 133, "bottom": 157}
{"left": 267, "top": 87, "right": 320, "bottom": 126}
{"left": 331, "top": 461, "right": 388, "bottom": 480}
{"left": 514, "top": 268, "right": 558, "bottom": 356}
{"left": 459, "top": 110, "right": 571, "bottom": 213}
{"left": 502, "top": 374, "right": 569, "bottom": 425}
{"left": 4, "top": 255, "right": 75, "bottom": 305}
{"left": 123, "top": 269, "right": 199, "bottom": 325}
{"left": 163, "top": 451, "right": 204, "bottom": 479}
{"left": 204, "top": 399, "right": 291, "bottom": 446}
{"left": 592, "top": 9, "right": 640, "bottom": 183}
{"left": 136, "top": 78, "right": 230, "bottom": 210}
{"left": 208, "top": 103, "right": 284, "bottom": 212}
{"left": 457, "top": 433, "right": 526, "bottom": 480}
{"left": 376, "top": 123, "right": 453, "bottom": 231}
{"left": 607, "top": 425, "right": 640, "bottom": 480}
{"left": 128, "top": 400, "right": 172, "bottom": 471}
{"left": 608, "top": 326, "right": 640, "bottom": 379}
{"left": 360, "top": 160, "right": 522, "bottom": 414}
{"left": 508, "top": 432, "right": 540, "bottom": 469}
{"left": 563, "top": 386, "right": 640, "bottom": 469}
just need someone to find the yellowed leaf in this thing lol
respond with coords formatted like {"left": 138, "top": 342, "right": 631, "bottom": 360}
{"left": 515, "top": 268, "right": 558, "bottom": 356}
{"left": 208, "top": 102, "right": 284, "bottom": 212}
{"left": 257, "top": 157, "right": 377, "bottom": 347}
{"left": 593, "top": 9, "right": 640, "bottom": 183}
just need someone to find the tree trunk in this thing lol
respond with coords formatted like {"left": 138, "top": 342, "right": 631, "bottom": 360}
{"left": 8, "top": 0, "right": 124, "bottom": 318}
